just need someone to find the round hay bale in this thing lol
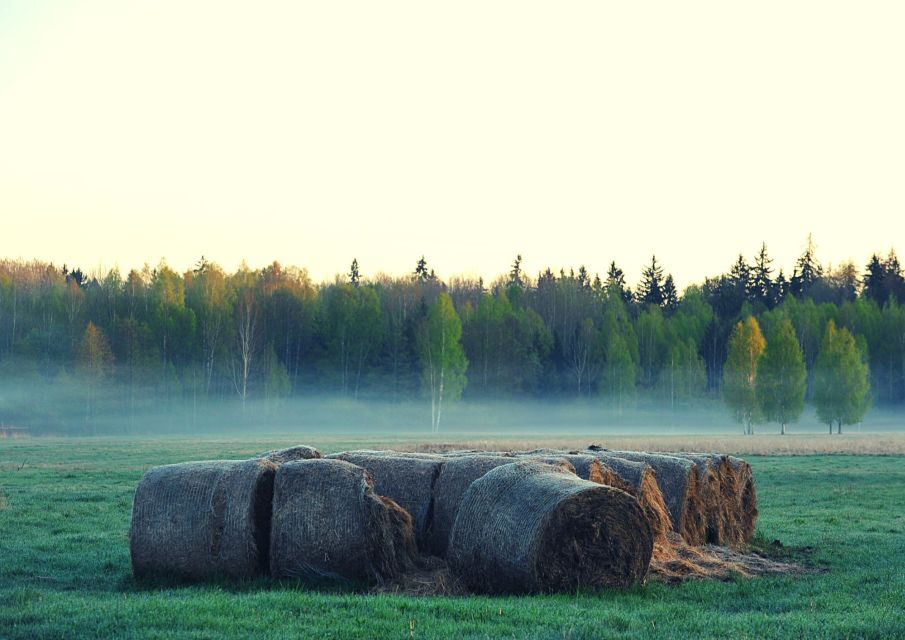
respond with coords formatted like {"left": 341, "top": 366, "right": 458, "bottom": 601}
{"left": 325, "top": 450, "right": 445, "bottom": 461}
{"left": 448, "top": 461, "right": 653, "bottom": 594}
{"left": 261, "top": 445, "right": 321, "bottom": 464}
{"left": 599, "top": 459, "right": 672, "bottom": 543}
{"left": 129, "top": 458, "right": 276, "bottom": 581}
{"left": 676, "top": 454, "right": 724, "bottom": 545}
{"left": 328, "top": 452, "right": 444, "bottom": 546}
{"left": 728, "top": 456, "right": 758, "bottom": 542}
{"left": 592, "top": 451, "right": 707, "bottom": 545}
{"left": 428, "top": 455, "right": 563, "bottom": 556}
{"left": 269, "top": 459, "right": 415, "bottom": 585}
{"left": 517, "top": 453, "right": 601, "bottom": 483}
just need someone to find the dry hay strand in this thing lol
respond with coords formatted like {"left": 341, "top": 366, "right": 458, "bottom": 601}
{"left": 260, "top": 445, "right": 321, "bottom": 464}
{"left": 427, "top": 455, "right": 528, "bottom": 556}
{"left": 130, "top": 458, "right": 277, "bottom": 581}
{"left": 269, "top": 459, "right": 416, "bottom": 585}
{"left": 648, "top": 533, "right": 806, "bottom": 583}
{"left": 448, "top": 461, "right": 653, "bottom": 594}
{"left": 592, "top": 450, "right": 708, "bottom": 545}
{"left": 327, "top": 452, "right": 443, "bottom": 546}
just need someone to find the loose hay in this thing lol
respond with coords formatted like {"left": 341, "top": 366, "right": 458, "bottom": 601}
{"left": 260, "top": 445, "right": 321, "bottom": 464}
{"left": 269, "top": 459, "right": 415, "bottom": 585}
{"left": 649, "top": 533, "right": 806, "bottom": 583}
{"left": 448, "top": 461, "right": 653, "bottom": 594}
{"left": 130, "top": 458, "right": 276, "bottom": 581}
{"left": 327, "top": 452, "right": 443, "bottom": 546}
{"left": 592, "top": 450, "right": 708, "bottom": 545}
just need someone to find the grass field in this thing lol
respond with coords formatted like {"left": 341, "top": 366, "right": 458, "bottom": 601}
{"left": 1, "top": 435, "right": 904, "bottom": 639}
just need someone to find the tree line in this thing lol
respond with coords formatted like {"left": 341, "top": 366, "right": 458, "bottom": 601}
{"left": 0, "top": 236, "right": 903, "bottom": 432}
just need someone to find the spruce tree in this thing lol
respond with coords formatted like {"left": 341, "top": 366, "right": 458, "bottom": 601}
{"left": 638, "top": 255, "right": 664, "bottom": 307}
{"left": 349, "top": 258, "right": 360, "bottom": 287}
{"left": 751, "top": 243, "right": 775, "bottom": 309}
{"left": 662, "top": 275, "right": 679, "bottom": 314}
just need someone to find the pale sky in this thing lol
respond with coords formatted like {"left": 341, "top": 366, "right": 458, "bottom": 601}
{"left": 1, "top": 1, "right": 903, "bottom": 287}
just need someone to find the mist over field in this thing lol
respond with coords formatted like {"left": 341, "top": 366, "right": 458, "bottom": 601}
{"left": 1, "top": 245, "right": 904, "bottom": 437}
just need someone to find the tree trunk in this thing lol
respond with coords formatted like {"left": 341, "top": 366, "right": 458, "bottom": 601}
{"left": 781, "top": 422, "right": 786, "bottom": 435}
{"left": 837, "top": 420, "right": 842, "bottom": 435}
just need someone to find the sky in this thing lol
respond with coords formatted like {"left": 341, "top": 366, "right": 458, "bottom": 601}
{"left": 1, "top": 1, "right": 903, "bottom": 287}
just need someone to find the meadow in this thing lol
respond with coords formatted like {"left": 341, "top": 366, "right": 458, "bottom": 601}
{"left": 1, "top": 435, "right": 904, "bottom": 639}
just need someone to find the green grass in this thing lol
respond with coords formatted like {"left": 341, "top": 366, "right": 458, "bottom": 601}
{"left": 1, "top": 437, "right": 904, "bottom": 639}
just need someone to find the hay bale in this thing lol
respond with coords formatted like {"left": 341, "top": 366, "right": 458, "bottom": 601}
{"left": 728, "top": 456, "right": 758, "bottom": 542}
{"left": 448, "top": 461, "right": 653, "bottom": 594}
{"left": 130, "top": 459, "right": 276, "bottom": 581}
{"left": 269, "top": 459, "right": 415, "bottom": 585}
{"left": 518, "top": 453, "right": 602, "bottom": 483}
{"left": 327, "top": 452, "right": 444, "bottom": 545}
{"left": 326, "top": 450, "right": 445, "bottom": 461}
{"left": 667, "top": 453, "right": 753, "bottom": 546}
{"left": 428, "top": 455, "right": 555, "bottom": 556}
{"left": 261, "top": 445, "right": 321, "bottom": 464}
{"left": 592, "top": 450, "right": 707, "bottom": 545}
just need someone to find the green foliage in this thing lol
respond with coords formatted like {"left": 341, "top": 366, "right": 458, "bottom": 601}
{"left": 723, "top": 317, "right": 766, "bottom": 434}
{"left": 757, "top": 319, "right": 807, "bottom": 434}
{"left": 418, "top": 293, "right": 467, "bottom": 431}
{"left": 813, "top": 321, "right": 870, "bottom": 432}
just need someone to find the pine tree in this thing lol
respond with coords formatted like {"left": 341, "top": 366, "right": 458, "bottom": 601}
{"left": 751, "top": 243, "right": 775, "bottom": 309}
{"left": 862, "top": 253, "right": 886, "bottom": 304}
{"left": 790, "top": 234, "right": 822, "bottom": 298}
{"left": 349, "top": 258, "right": 360, "bottom": 287}
{"left": 723, "top": 316, "right": 766, "bottom": 434}
{"left": 509, "top": 255, "right": 524, "bottom": 288}
{"left": 883, "top": 250, "right": 905, "bottom": 302}
{"left": 813, "top": 320, "right": 870, "bottom": 433}
{"left": 729, "top": 254, "right": 751, "bottom": 303}
{"left": 414, "top": 256, "right": 430, "bottom": 282}
{"left": 756, "top": 319, "right": 806, "bottom": 435}
{"left": 662, "top": 275, "right": 679, "bottom": 314}
{"left": 638, "top": 256, "right": 664, "bottom": 307}
{"left": 606, "top": 261, "right": 632, "bottom": 304}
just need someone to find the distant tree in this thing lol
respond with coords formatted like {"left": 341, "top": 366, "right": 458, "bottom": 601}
{"left": 728, "top": 254, "right": 751, "bottom": 304}
{"left": 862, "top": 253, "right": 886, "bottom": 305}
{"left": 418, "top": 293, "right": 467, "bottom": 432}
{"left": 414, "top": 256, "right": 430, "bottom": 282}
{"left": 813, "top": 320, "right": 870, "bottom": 433}
{"left": 77, "top": 321, "right": 114, "bottom": 424}
{"left": 606, "top": 261, "right": 632, "bottom": 305}
{"left": 637, "top": 256, "right": 665, "bottom": 307}
{"left": 349, "top": 258, "right": 360, "bottom": 287}
{"left": 751, "top": 243, "right": 775, "bottom": 309}
{"left": 509, "top": 255, "right": 524, "bottom": 288}
{"left": 756, "top": 319, "right": 807, "bottom": 435}
{"left": 790, "top": 234, "right": 822, "bottom": 298}
{"left": 577, "top": 265, "right": 590, "bottom": 290}
{"left": 723, "top": 316, "right": 766, "bottom": 434}
{"left": 662, "top": 275, "right": 679, "bottom": 314}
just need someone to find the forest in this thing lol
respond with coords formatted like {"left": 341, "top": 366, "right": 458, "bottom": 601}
{"left": 0, "top": 237, "right": 903, "bottom": 434}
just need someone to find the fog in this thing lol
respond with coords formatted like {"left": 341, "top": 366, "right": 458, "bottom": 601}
{"left": 1, "top": 376, "right": 902, "bottom": 437}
